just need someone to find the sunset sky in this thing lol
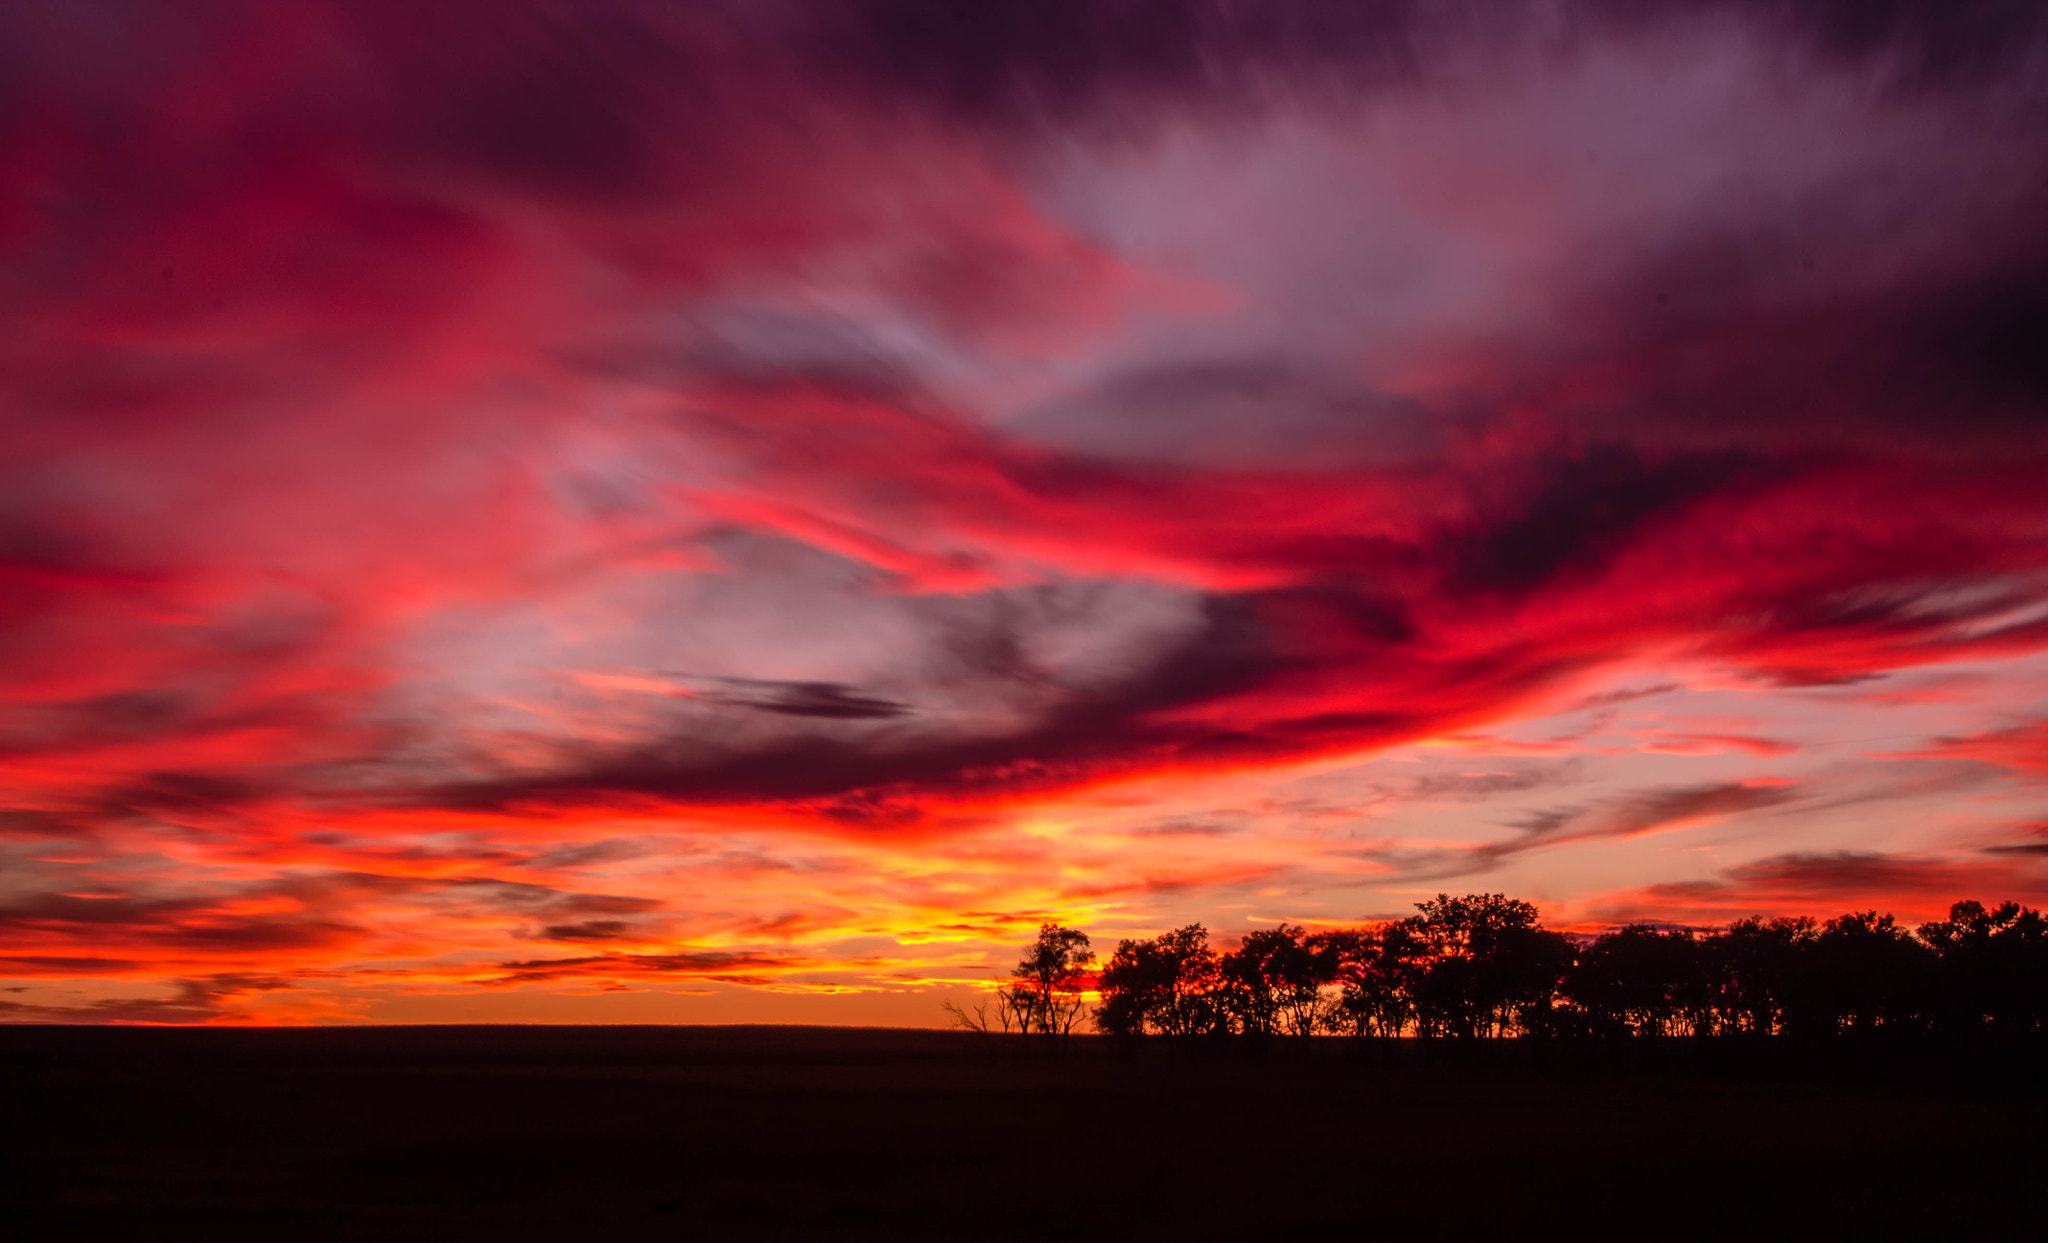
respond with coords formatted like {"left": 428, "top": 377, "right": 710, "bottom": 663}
{"left": 5, "top": 1, "right": 2048, "bottom": 1025}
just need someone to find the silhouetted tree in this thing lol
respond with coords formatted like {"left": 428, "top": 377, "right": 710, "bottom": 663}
{"left": 1917, "top": 900, "right": 2048, "bottom": 1037}
{"left": 1319, "top": 921, "right": 1428, "bottom": 1038}
{"left": 962, "top": 894, "right": 2048, "bottom": 1047}
{"left": 1411, "top": 894, "right": 1571, "bottom": 1038}
{"left": 1007, "top": 923, "right": 1095, "bottom": 1036}
{"left": 941, "top": 996, "right": 994, "bottom": 1033}
{"left": 1708, "top": 915, "right": 1815, "bottom": 1037}
{"left": 943, "top": 983, "right": 1035, "bottom": 1034}
{"left": 1568, "top": 926, "right": 1709, "bottom": 1037}
{"left": 1094, "top": 924, "right": 1223, "bottom": 1037}
{"left": 1217, "top": 925, "right": 1336, "bottom": 1037}
{"left": 1794, "top": 911, "right": 1934, "bottom": 1036}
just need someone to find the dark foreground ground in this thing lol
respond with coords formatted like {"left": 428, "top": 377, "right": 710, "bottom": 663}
{"left": 4, "top": 1025, "right": 2044, "bottom": 1240}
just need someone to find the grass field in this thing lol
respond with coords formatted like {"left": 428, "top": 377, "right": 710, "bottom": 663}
{"left": 5, "top": 1025, "right": 2043, "bottom": 1239}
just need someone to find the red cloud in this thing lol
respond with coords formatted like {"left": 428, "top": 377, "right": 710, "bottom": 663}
{"left": 1894, "top": 721, "right": 2048, "bottom": 778}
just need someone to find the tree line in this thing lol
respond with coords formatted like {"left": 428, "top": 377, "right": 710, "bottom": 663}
{"left": 947, "top": 894, "right": 2048, "bottom": 1041}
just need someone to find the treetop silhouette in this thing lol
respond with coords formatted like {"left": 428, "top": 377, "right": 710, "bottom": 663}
{"left": 961, "top": 894, "right": 2048, "bottom": 1041}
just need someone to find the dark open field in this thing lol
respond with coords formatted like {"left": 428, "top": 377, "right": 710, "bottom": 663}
{"left": 4, "top": 1025, "right": 2043, "bottom": 1240}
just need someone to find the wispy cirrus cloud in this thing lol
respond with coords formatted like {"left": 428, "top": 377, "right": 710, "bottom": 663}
{"left": 1355, "top": 779, "right": 1799, "bottom": 881}
{"left": 1894, "top": 721, "right": 2048, "bottom": 778}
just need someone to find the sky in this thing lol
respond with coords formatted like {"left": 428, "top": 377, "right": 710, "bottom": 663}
{"left": 4, "top": 0, "right": 2048, "bottom": 1025}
